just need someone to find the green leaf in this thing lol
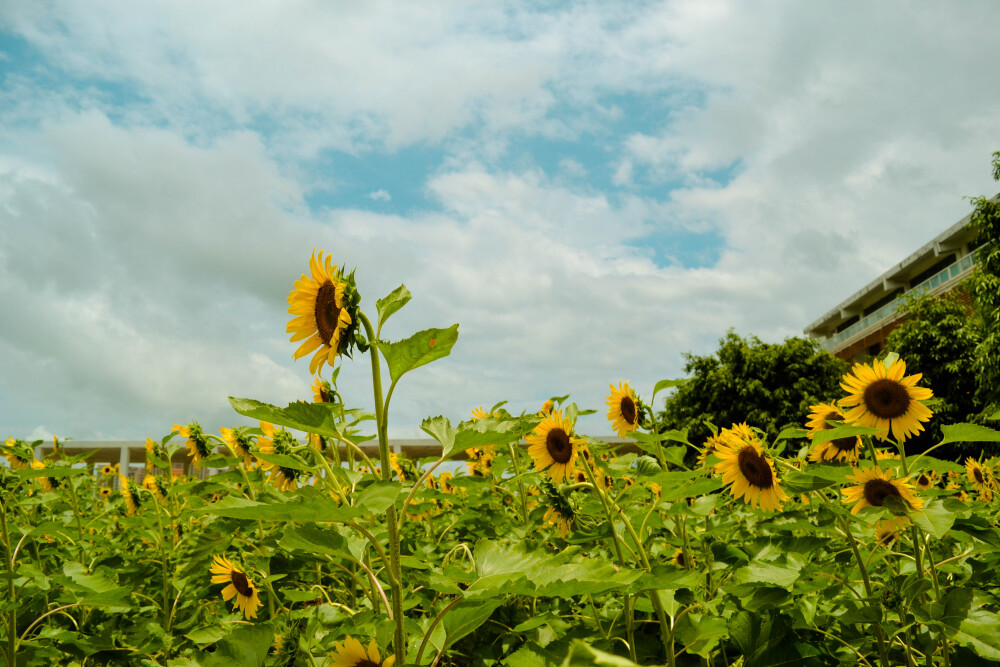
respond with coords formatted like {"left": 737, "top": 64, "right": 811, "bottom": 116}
{"left": 376, "top": 284, "right": 411, "bottom": 327}
{"left": 954, "top": 601, "right": 1000, "bottom": 660}
{"left": 185, "top": 625, "right": 228, "bottom": 646}
{"left": 938, "top": 423, "right": 1000, "bottom": 446}
{"left": 202, "top": 624, "right": 273, "bottom": 667}
{"left": 810, "top": 424, "right": 884, "bottom": 445}
{"left": 420, "top": 416, "right": 456, "bottom": 456}
{"left": 279, "top": 524, "right": 351, "bottom": 558}
{"left": 17, "top": 466, "right": 88, "bottom": 479}
{"left": 442, "top": 598, "right": 503, "bottom": 647}
{"left": 733, "top": 562, "right": 801, "bottom": 589}
{"left": 560, "top": 642, "right": 642, "bottom": 666}
{"left": 354, "top": 481, "right": 404, "bottom": 514}
{"left": 251, "top": 452, "right": 313, "bottom": 472}
{"left": 192, "top": 484, "right": 400, "bottom": 523}
{"left": 987, "top": 410, "right": 1000, "bottom": 421}
{"left": 780, "top": 471, "right": 838, "bottom": 493}
{"left": 774, "top": 427, "right": 808, "bottom": 442}
{"left": 908, "top": 499, "right": 957, "bottom": 539}
{"left": 229, "top": 398, "right": 342, "bottom": 438}
{"left": 377, "top": 324, "right": 459, "bottom": 382}
{"left": 651, "top": 378, "right": 688, "bottom": 402}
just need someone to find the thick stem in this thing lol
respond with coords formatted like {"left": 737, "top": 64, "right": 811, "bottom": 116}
{"left": 1, "top": 498, "right": 17, "bottom": 667}
{"left": 360, "top": 311, "right": 406, "bottom": 660}
{"left": 837, "top": 514, "right": 890, "bottom": 667}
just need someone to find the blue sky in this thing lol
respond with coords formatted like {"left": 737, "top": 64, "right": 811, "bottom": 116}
{"left": 2, "top": 1, "right": 999, "bottom": 441}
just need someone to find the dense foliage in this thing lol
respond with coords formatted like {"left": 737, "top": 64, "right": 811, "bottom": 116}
{"left": 884, "top": 289, "right": 984, "bottom": 457}
{"left": 968, "top": 150, "right": 1000, "bottom": 413}
{"left": 657, "top": 331, "right": 848, "bottom": 446}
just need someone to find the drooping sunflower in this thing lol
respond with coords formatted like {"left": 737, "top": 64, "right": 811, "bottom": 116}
{"left": 174, "top": 422, "right": 213, "bottom": 467}
{"left": 874, "top": 516, "right": 910, "bottom": 547}
{"left": 965, "top": 458, "right": 994, "bottom": 501}
{"left": 143, "top": 474, "right": 169, "bottom": 502}
{"left": 312, "top": 376, "right": 334, "bottom": 403}
{"left": 842, "top": 466, "right": 923, "bottom": 514}
{"left": 525, "top": 410, "right": 585, "bottom": 484}
{"left": 946, "top": 482, "right": 969, "bottom": 502}
{"left": 713, "top": 423, "right": 788, "bottom": 512}
{"left": 805, "top": 402, "right": 863, "bottom": 463}
{"left": 606, "top": 381, "right": 641, "bottom": 439}
{"left": 465, "top": 407, "right": 498, "bottom": 476}
{"left": 119, "top": 474, "right": 142, "bottom": 515}
{"left": 220, "top": 426, "right": 255, "bottom": 467}
{"left": 287, "top": 250, "right": 356, "bottom": 375}
{"left": 32, "top": 460, "right": 60, "bottom": 492}
{"left": 209, "top": 555, "right": 262, "bottom": 620}
{"left": 839, "top": 358, "right": 933, "bottom": 442}
{"left": 2, "top": 437, "right": 32, "bottom": 470}
{"left": 539, "top": 400, "right": 554, "bottom": 416}
{"left": 330, "top": 637, "right": 395, "bottom": 667}
{"left": 257, "top": 422, "right": 302, "bottom": 492}
{"left": 543, "top": 505, "right": 575, "bottom": 538}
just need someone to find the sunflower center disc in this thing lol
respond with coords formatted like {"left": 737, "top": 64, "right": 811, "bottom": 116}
{"left": 918, "top": 474, "right": 929, "bottom": 486}
{"left": 546, "top": 428, "right": 573, "bottom": 464}
{"left": 974, "top": 467, "right": 984, "bottom": 484}
{"left": 230, "top": 571, "right": 253, "bottom": 597}
{"left": 822, "top": 414, "right": 842, "bottom": 429}
{"left": 862, "top": 379, "right": 911, "bottom": 419}
{"left": 314, "top": 280, "right": 342, "bottom": 345}
{"left": 831, "top": 436, "right": 856, "bottom": 452}
{"left": 736, "top": 447, "right": 774, "bottom": 489}
{"left": 356, "top": 661, "right": 380, "bottom": 667}
{"left": 863, "top": 478, "right": 902, "bottom": 506}
{"left": 620, "top": 397, "right": 637, "bottom": 425}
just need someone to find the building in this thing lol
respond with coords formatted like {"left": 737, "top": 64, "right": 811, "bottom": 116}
{"left": 804, "top": 209, "right": 982, "bottom": 361}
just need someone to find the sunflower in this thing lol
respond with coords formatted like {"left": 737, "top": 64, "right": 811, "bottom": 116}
{"left": 287, "top": 250, "right": 355, "bottom": 375}
{"left": 839, "top": 358, "right": 933, "bottom": 442}
{"left": 174, "top": 422, "right": 212, "bottom": 467}
{"left": 101, "top": 463, "right": 116, "bottom": 476}
{"left": 526, "top": 410, "right": 585, "bottom": 484}
{"left": 965, "top": 458, "right": 994, "bottom": 501}
{"left": 32, "top": 460, "right": 60, "bottom": 492}
{"left": 438, "top": 471, "right": 454, "bottom": 494}
{"left": 119, "top": 474, "right": 142, "bottom": 515}
{"left": 573, "top": 470, "right": 588, "bottom": 485}
{"left": 388, "top": 452, "right": 407, "bottom": 481}
{"left": 312, "top": 377, "right": 334, "bottom": 403}
{"left": 2, "top": 437, "right": 31, "bottom": 470}
{"left": 650, "top": 482, "right": 661, "bottom": 499}
{"left": 543, "top": 505, "right": 575, "bottom": 538}
{"left": 257, "top": 422, "right": 302, "bottom": 492}
{"left": 220, "top": 426, "right": 255, "bottom": 467}
{"left": 330, "top": 637, "right": 395, "bottom": 667}
{"left": 143, "top": 474, "right": 169, "bottom": 502}
{"left": 99, "top": 487, "right": 113, "bottom": 498}
{"left": 946, "top": 482, "right": 969, "bottom": 502}
{"left": 209, "top": 555, "right": 262, "bottom": 620}
{"left": 842, "top": 466, "right": 923, "bottom": 514}
{"left": 713, "top": 423, "right": 788, "bottom": 511}
{"left": 606, "top": 381, "right": 641, "bottom": 439}
{"left": 806, "top": 403, "right": 863, "bottom": 463}
{"left": 913, "top": 471, "right": 938, "bottom": 491}
{"left": 696, "top": 433, "right": 727, "bottom": 467}
{"left": 466, "top": 407, "right": 498, "bottom": 475}
{"left": 671, "top": 548, "right": 690, "bottom": 568}
{"left": 874, "top": 516, "right": 910, "bottom": 547}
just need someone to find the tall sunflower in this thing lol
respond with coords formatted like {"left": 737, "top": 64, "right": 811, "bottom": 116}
{"left": 257, "top": 422, "right": 302, "bottom": 492}
{"left": 839, "top": 358, "right": 933, "bottom": 442}
{"left": 287, "top": 250, "right": 356, "bottom": 375}
{"left": 465, "top": 407, "right": 498, "bottom": 475}
{"left": 713, "top": 423, "right": 788, "bottom": 511}
{"left": 965, "top": 458, "right": 994, "bottom": 501}
{"left": 312, "top": 376, "right": 336, "bottom": 403}
{"left": 842, "top": 466, "right": 923, "bottom": 514}
{"left": 220, "top": 426, "right": 255, "bottom": 467}
{"left": 174, "top": 422, "right": 213, "bottom": 467}
{"left": 119, "top": 474, "right": 142, "bottom": 515}
{"left": 209, "top": 555, "right": 262, "bottom": 620}
{"left": 696, "top": 432, "right": 727, "bottom": 467}
{"left": 805, "top": 402, "right": 862, "bottom": 463}
{"left": 32, "top": 460, "right": 60, "bottom": 492}
{"left": 605, "top": 381, "right": 641, "bottom": 439}
{"left": 526, "top": 410, "right": 584, "bottom": 483}
{"left": 330, "top": 637, "right": 394, "bottom": 667}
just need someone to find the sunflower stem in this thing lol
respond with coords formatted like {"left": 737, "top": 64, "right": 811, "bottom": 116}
{"left": 836, "top": 514, "right": 891, "bottom": 667}
{"left": 0, "top": 497, "right": 17, "bottom": 667}
{"left": 359, "top": 310, "right": 406, "bottom": 660}
{"left": 151, "top": 499, "right": 172, "bottom": 631}
{"left": 506, "top": 443, "right": 530, "bottom": 525}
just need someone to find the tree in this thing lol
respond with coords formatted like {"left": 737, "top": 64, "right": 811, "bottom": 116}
{"left": 968, "top": 150, "right": 1000, "bottom": 413}
{"left": 884, "top": 288, "right": 983, "bottom": 456}
{"left": 659, "top": 331, "right": 848, "bottom": 445}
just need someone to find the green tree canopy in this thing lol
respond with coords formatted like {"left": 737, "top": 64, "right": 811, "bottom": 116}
{"left": 968, "top": 150, "right": 1000, "bottom": 413}
{"left": 884, "top": 288, "right": 983, "bottom": 456}
{"left": 658, "top": 331, "right": 848, "bottom": 445}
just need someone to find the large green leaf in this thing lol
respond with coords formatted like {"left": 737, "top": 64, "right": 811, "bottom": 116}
{"left": 810, "top": 424, "right": 884, "bottom": 445}
{"left": 781, "top": 470, "right": 838, "bottom": 493}
{"left": 202, "top": 624, "right": 273, "bottom": 667}
{"left": 442, "top": 598, "right": 503, "bottom": 648}
{"left": 377, "top": 324, "right": 459, "bottom": 382}
{"left": 279, "top": 524, "right": 352, "bottom": 558}
{"left": 908, "top": 499, "right": 958, "bottom": 539}
{"left": 17, "top": 466, "right": 88, "bottom": 479}
{"left": 251, "top": 452, "right": 314, "bottom": 472}
{"left": 560, "top": 642, "right": 642, "bottom": 666}
{"left": 938, "top": 423, "right": 1000, "bottom": 446}
{"left": 229, "top": 398, "right": 342, "bottom": 438}
{"left": 421, "top": 414, "right": 539, "bottom": 459}
{"left": 651, "top": 378, "right": 688, "bottom": 402}
{"left": 192, "top": 484, "right": 401, "bottom": 522}
{"left": 376, "top": 284, "right": 411, "bottom": 327}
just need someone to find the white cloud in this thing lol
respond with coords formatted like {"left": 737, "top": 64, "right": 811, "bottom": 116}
{"left": 367, "top": 189, "right": 391, "bottom": 202}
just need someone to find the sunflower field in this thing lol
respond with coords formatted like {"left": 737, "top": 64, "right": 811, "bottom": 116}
{"left": 3, "top": 250, "right": 1000, "bottom": 667}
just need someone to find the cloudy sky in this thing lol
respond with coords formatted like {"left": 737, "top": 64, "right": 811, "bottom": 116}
{"left": 2, "top": 1, "right": 999, "bottom": 442}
